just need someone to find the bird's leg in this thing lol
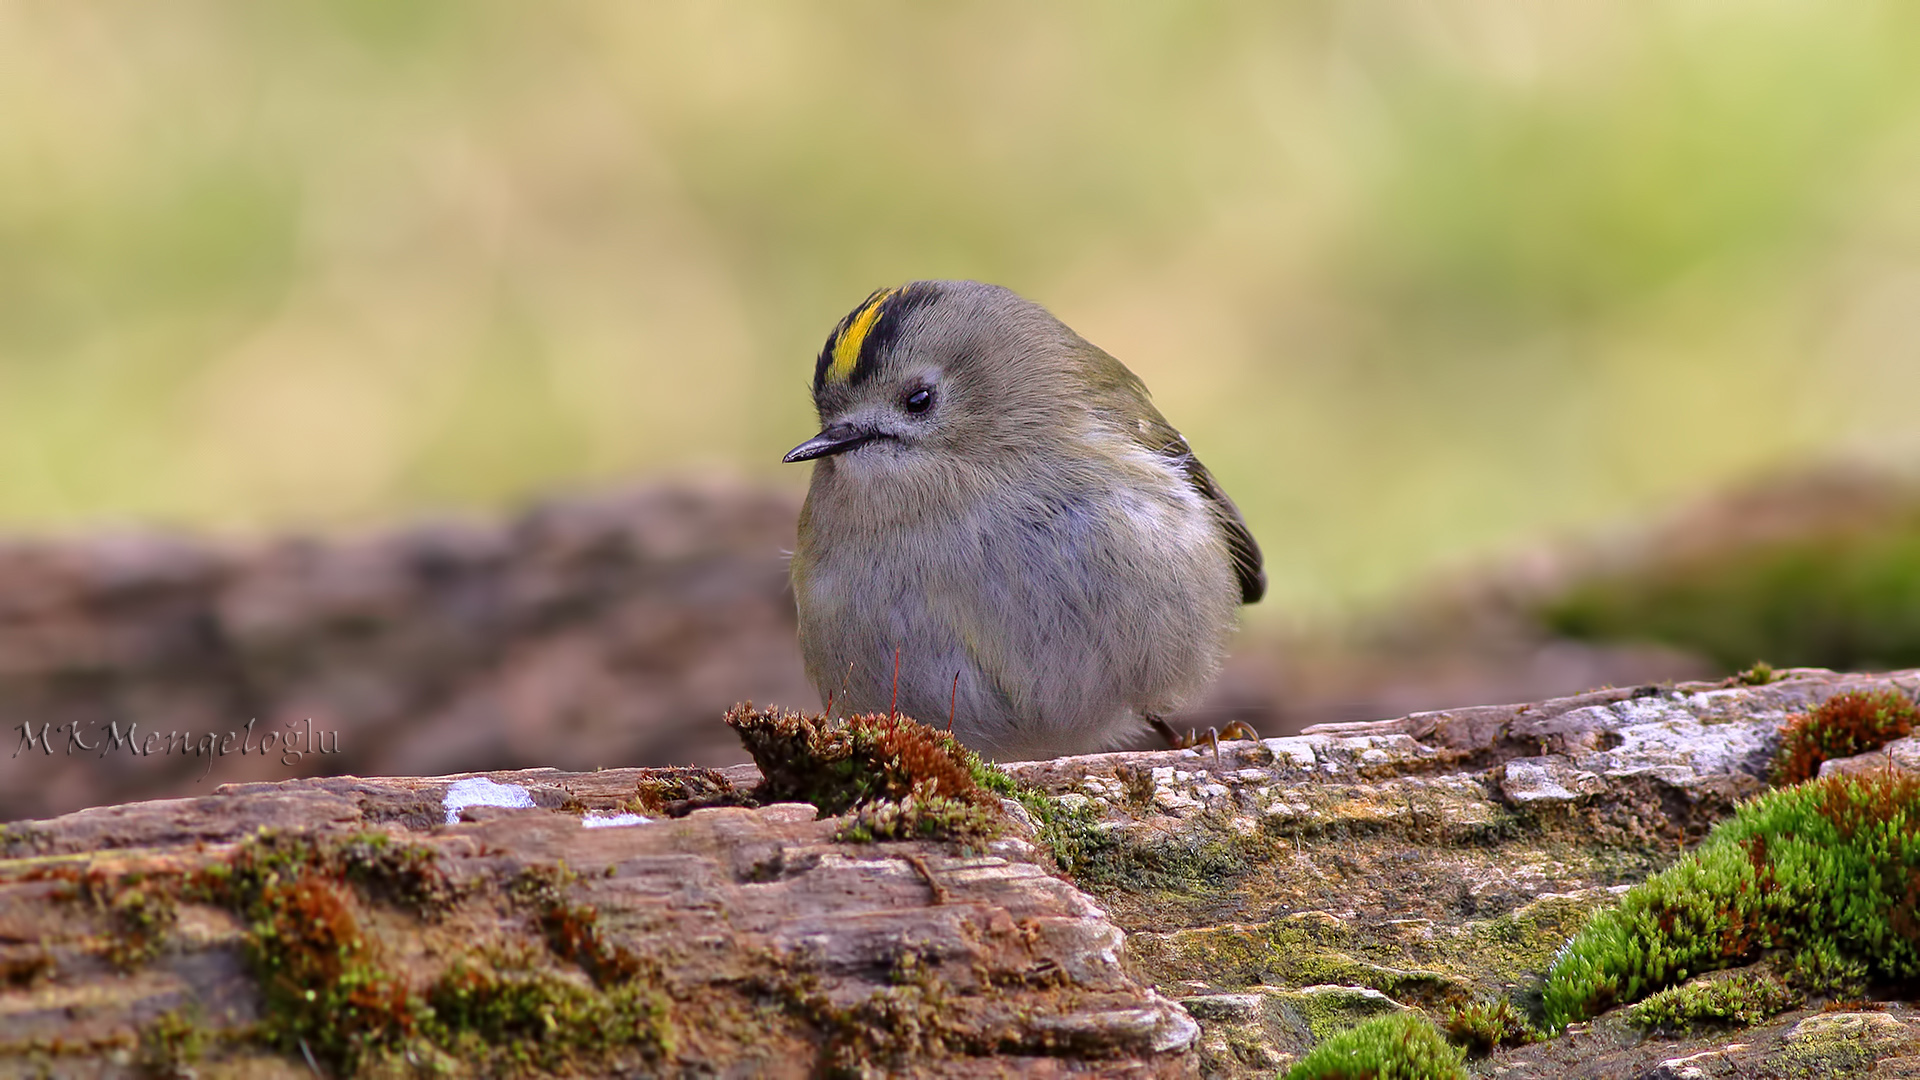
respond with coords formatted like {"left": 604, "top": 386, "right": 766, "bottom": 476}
{"left": 1147, "top": 714, "right": 1188, "bottom": 747}
{"left": 1149, "top": 715, "right": 1220, "bottom": 758}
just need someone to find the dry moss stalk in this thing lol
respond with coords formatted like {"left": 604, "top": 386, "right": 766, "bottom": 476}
{"left": 724, "top": 704, "right": 1002, "bottom": 843}
{"left": 1771, "top": 689, "right": 1918, "bottom": 785}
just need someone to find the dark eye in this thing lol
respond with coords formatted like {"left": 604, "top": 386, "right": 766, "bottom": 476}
{"left": 903, "top": 388, "right": 933, "bottom": 414}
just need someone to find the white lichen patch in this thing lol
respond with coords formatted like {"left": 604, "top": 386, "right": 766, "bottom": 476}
{"left": 1500, "top": 758, "right": 1608, "bottom": 805}
{"left": 1256, "top": 737, "right": 1318, "bottom": 770}
{"left": 441, "top": 776, "right": 536, "bottom": 823}
{"left": 1554, "top": 699, "right": 1780, "bottom": 783}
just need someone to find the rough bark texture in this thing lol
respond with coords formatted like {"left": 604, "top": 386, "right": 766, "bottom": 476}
{"left": 5, "top": 668, "right": 1918, "bottom": 1077}
{"left": 0, "top": 766, "right": 1197, "bottom": 1078}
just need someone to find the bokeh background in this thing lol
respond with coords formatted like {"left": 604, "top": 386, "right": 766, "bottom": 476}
{"left": 7, "top": 1, "right": 1920, "bottom": 818}
{"left": 9, "top": 0, "right": 1920, "bottom": 619}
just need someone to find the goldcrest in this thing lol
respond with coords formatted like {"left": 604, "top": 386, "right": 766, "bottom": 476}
{"left": 784, "top": 281, "right": 1263, "bottom": 760}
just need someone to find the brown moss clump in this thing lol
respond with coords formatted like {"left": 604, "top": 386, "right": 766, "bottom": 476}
{"left": 243, "top": 871, "right": 418, "bottom": 1069}
{"left": 512, "top": 864, "right": 649, "bottom": 985}
{"left": 628, "top": 766, "right": 744, "bottom": 815}
{"left": 724, "top": 705, "right": 1002, "bottom": 844}
{"left": 1771, "top": 689, "right": 1918, "bottom": 785}
{"left": 189, "top": 831, "right": 439, "bottom": 1072}
{"left": 103, "top": 830, "right": 680, "bottom": 1077}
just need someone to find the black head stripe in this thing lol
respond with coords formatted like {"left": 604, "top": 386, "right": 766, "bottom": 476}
{"left": 812, "top": 282, "right": 946, "bottom": 394}
{"left": 851, "top": 282, "right": 942, "bottom": 385}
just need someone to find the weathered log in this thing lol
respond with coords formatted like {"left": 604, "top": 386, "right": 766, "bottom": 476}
{"left": 5, "top": 669, "right": 1918, "bottom": 1076}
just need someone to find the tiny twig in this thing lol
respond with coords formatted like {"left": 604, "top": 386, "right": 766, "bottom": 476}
{"left": 949, "top": 671, "right": 959, "bottom": 735}
{"left": 904, "top": 852, "right": 949, "bottom": 905}
{"left": 889, "top": 645, "right": 902, "bottom": 730}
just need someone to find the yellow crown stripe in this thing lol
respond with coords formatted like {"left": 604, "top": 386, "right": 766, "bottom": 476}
{"left": 825, "top": 288, "right": 894, "bottom": 385}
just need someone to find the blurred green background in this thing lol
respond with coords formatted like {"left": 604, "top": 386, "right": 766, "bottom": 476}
{"left": 5, "top": 0, "right": 1920, "bottom": 626}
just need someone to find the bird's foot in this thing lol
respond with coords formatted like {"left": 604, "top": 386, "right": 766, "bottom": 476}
{"left": 1148, "top": 716, "right": 1261, "bottom": 759}
{"left": 1216, "top": 720, "right": 1261, "bottom": 743}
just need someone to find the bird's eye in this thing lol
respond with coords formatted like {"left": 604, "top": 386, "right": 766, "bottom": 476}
{"left": 904, "top": 388, "right": 934, "bottom": 414}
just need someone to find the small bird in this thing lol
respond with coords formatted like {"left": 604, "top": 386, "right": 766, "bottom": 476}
{"left": 783, "top": 281, "right": 1264, "bottom": 760}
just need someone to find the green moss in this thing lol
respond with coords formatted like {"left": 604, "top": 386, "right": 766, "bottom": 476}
{"left": 1542, "top": 771, "right": 1920, "bottom": 1030}
{"left": 978, "top": 767, "right": 1246, "bottom": 894}
{"left": 509, "top": 860, "right": 578, "bottom": 906}
{"left": 1771, "top": 689, "right": 1918, "bottom": 785}
{"left": 1129, "top": 919, "right": 1468, "bottom": 1007}
{"left": 1429, "top": 890, "right": 1619, "bottom": 990}
{"left": 106, "top": 884, "right": 178, "bottom": 971}
{"left": 136, "top": 1006, "right": 206, "bottom": 1079}
{"left": 323, "top": 831, "right": 460, "bottom": 915}
{"left": 1288, "top": 988, "right": 1408, "bottom": 1042}
{"left": 1627, "top": 969, "right": 1801, "bottom": 1034}
{"left": 836, "top": 785, "right": 1002, "bottom": 845}
{"left": 1736, "top": 661, "right": 1781, "bottom": 686}
{"left": 199, "top": 828, "right": 455, "bottom": 917}
{"left": 1009, "top": 792, "right": 1107, "bottom": 878}
{"left": 1284, "top": 1013, "right": 1468, "bottom": 1080}
{"left": 1086, "top": 827, "right": 1250, "bottom": 896}
{"left": 1786, "top": 938, "right": 1871, "bottom": 999}
{"left": 1441, "top": 998, "right": 1536, "bottom": 1056}
{"left": 189, "top": 834, "right": 676, "bottom": 1076}
{"left": 1132, "top": 882, "right": 1614, "bottom": 1025}
{"left": 768, "top": 953, "right": 967, "bottom": 1077}
{"left": 1005, "top": 787, "right": 1249, "bottom": 896}
{"left": 70, "top": 868, "right": 180, "bottom": 971}
{"left": 970, "top": 757, "right": 1021, "bottom": 799}
{"left": 422, "top": 959, "right": 672, "bottom": 1073}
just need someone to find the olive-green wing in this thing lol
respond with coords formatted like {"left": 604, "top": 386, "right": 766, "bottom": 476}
{"left": 1079, "top": 343, "right": 1267, "bottom": 605}
{"left": 1155, "top": 426, "right": 1266, "bottom": 604}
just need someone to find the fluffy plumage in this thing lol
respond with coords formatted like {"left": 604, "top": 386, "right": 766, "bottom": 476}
{"left": 785, "top": 280, "right": 1263, "bottom": 760}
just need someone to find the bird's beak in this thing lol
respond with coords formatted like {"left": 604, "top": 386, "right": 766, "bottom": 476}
{"left": 782, "top": 421, "right": 876, "bottom": 463}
